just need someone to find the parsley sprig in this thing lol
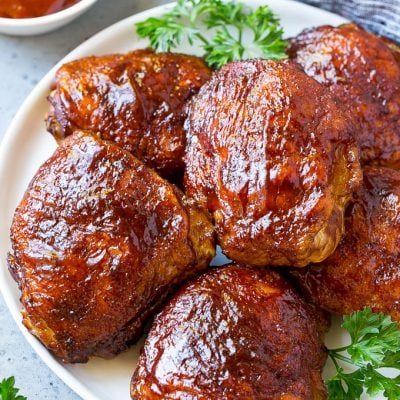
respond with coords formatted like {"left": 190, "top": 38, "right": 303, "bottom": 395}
{"left": 135, "top": 0, "right": 288, "bottom": 68}
{"left": 327, "top": 308, "right": 400, "bottom": 399}
{"left": 0, "top": 377, "right": 26, "bottom": 400}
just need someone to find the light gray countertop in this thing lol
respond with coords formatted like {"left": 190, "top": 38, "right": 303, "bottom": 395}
{"left": 0, "top": 1, "right": 167, "bottom": 398}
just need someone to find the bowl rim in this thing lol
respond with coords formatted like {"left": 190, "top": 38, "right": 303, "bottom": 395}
{"left": 0, "top": 0, "right": 98, "bottom": 26}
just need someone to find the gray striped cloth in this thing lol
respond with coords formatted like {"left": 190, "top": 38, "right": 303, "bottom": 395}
{"left": 301, "top": 0, "right": 400, "bottom": 43}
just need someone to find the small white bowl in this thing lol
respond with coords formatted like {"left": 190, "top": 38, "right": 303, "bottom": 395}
{"left": 0, "top": 0, "right": 98, "bottom": 36}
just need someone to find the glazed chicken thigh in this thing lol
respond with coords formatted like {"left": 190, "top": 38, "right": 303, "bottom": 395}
{"left": 131, "top": 265, "right": 328, "bottom": 400}
{"left": 184, "top": 59, "right": 361, "bottom": 267}
{"left": 46, "top": 49, "right": 212, "bottom": 179}
{"left": 8, "top": 132, "right": 215, "bottom": 363}
{"left": 289, "top": 24, "right": 400, "bottom": 168}
{"left": 291, "top": 166, "right": 400, "bottom": 321}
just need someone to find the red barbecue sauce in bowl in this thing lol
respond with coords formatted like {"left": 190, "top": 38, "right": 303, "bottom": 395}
{"left": 0, "top": 0, "right": 80, "bottom": 18}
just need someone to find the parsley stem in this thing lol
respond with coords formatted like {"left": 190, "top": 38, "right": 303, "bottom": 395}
{"left": 195, "top": 32, "right": 209, "bottom": 46}
{"left": 329, "top": 345, "right": 351, "bottom": 353}
{"left": 238, "top": 27, "right": 243, "bottom": 57}
{"left": 328, "top": 350, "right": 365, "bottom": 369}
{"left": 328, "top": 352, "right": 342, "bottom": 371}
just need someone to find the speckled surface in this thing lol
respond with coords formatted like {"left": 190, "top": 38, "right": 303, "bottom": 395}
{"left": 0, "top": 1, "right": 168, "bottom": 398}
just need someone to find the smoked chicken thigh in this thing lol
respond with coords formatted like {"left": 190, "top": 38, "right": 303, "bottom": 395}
{"left": 131, "top": 265, "right": 328, "bottom": 400}
{"left": 288, "top": 24, "right": 400, "bottom": 168}
{"left": 291, "top": 166, "right": 400, "bottom": 321}
{"left": 46, "top": 49, "right": 211, "bottom": 179}
{"left": 184, "top": 59, "right": 361, "bottom": 267}
{"left": 8, "top": 132, "right": 215, "bottom": 363}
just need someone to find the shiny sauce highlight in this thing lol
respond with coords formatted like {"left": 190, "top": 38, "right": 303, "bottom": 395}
{"left": 0, "top": 0, "right": 80, "bottom": 18}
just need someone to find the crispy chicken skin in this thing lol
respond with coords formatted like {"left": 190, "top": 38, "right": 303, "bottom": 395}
{"left": 291, "top": 166, "right": 400, "bottom": 321}
{"left": 184, "top": 59, "right": 361, "bottom": 267}
{"left": 288, "top": 24, "right": 400, "bottom": 168}
{"left": 131, "top": 265, "right": 329, "bottom": 400}
{"left": 8, "top": 132, "right": 215, "bottom": 363}
{"left": 46, "top": 49, "right": 212, "bottom": 179}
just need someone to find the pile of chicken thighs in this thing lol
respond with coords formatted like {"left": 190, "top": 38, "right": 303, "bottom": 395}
{"left": 8, "top": 23, "right": 400, "bottom": 399}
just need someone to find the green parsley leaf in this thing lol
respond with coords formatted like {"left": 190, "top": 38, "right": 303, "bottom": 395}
{"left": 327, "top": 368, "right": 364, "bottom": 400}
{"left": 171, "top": 0, "right": 216, "bottom": 22}
{"left": 381, "top": 351, "right": 400, "bottom": 369}
{"left": 205, "top": 1, "right": 247, "bottom": 28}
{"left": 326, "top": 308, "right": 400, "bottom": 400}
{"left": 135, "top": 16, "right": 197, "bottom": 52}
{"left": 0, "top": 377, "right": 27, "bottom": 400}
{"left": 343, "top": 308, "right": 400, "bottom": 366}
{"left": 247, "top": 6, "right": 287, "bottom": 60}
{"left": 363, "top": 365, "right": 400, "bottom": 398}
{"left": 135, "top": 0, "right": 288, "bottom": 68}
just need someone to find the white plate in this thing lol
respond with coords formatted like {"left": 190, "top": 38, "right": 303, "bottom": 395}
{"left": 0, "top": 1, "right": 381, "bottom": 400}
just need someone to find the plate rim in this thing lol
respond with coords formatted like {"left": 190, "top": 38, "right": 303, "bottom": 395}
{"left": 0, "top": 1, "right": 349, "bottom": 399}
